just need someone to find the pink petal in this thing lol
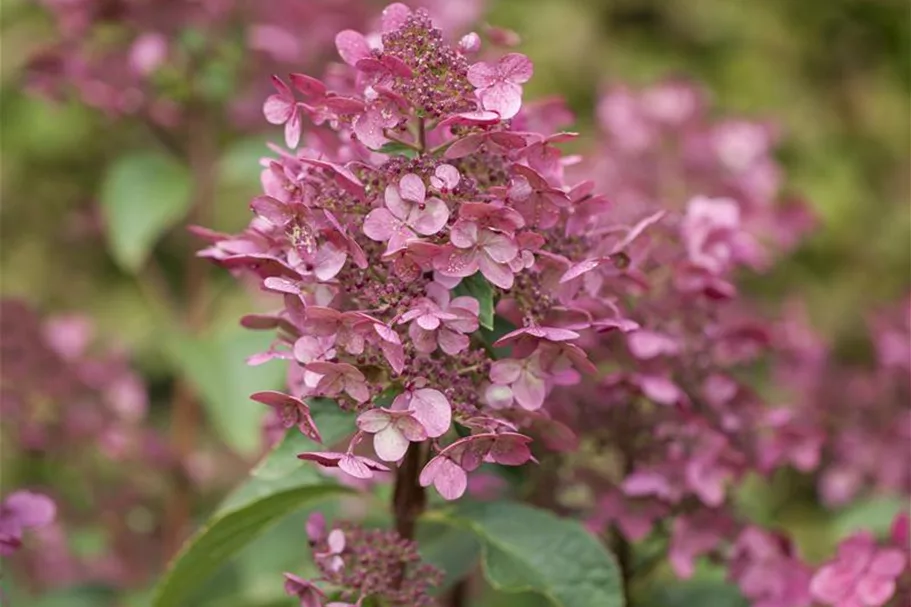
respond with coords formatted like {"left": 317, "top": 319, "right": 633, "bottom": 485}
{"left": 409, "top": 197, "right": 450, "bottom": 236}
{"left": 353, "top": 109, "right": 389, "bottom": 149}
{"left": 489, "top": 434, "right": 533, "bottom": 465}
{"left": 479, "top": 81, "right": 523, "bottom": 119}
{"left": 479, "top": 255, "right": 514, "bottom": 289}
{"left": 339, "top": 454, "right": 373, "bottom": 479}
{"left": 810, "top": 564, "right": 853, "bottom": 603}
{"left": 856, "top": 576, "right": 897, "bottom": 606}
{"left": 327, "top": 528, "right": 345, "bottom": 553}
{"left": 363, "top": 208, "right": 399, "bottom": 242}
{"left": 289, "top": 73, "right": 326, "bottom": 99}
{"left": 438, "top": 111, "right": 501, "bottom": 128}
{"left": 466, "top": 61, "right": 498, "bottom": 87}
{"left": 560, "top": 258, "right": 605, "bottom": 283}
{"left": 344, "top": 380, "right": 369, "bottom": 403}
{"left": 420, "top": 456, "right": 467, "bottom": 500}
{"left": 416, "top": 312, "right": 442, "bottom": 331}
{"left": 449, "top": 220, "right": 479, "bottom": 249}
{"left": 4, "top": 492, "right": 55, "bottom": 528}
{"left": 284, "top": 107, "right": 302, "bottom": 149}
{"left": 335, "top": 30, "right": 371, "bottom": 66}
{"left": 435, "top": 247, "right": 480, "bottom": 278}
{"left": 409, "top": 388, "right": 452, "bottom": 438}
{"left": 513, "top": 370, "right": 546, "bottom": 410}
{"left": 639, "top": 375, "right": 681, "bottom": 406}
{"left": 398, "top": 173, "right": 426, "bottom": 203}
{"left": 438, "top": 329, "right": 469, "bottom": 355}
{"left": 498, "top": 53, "right": 533, "bottom": 82}
{"left": 357, "top": 409, "right": 391, "bottom": 433}
{"left": 481, "top": 232, "right": 519, "bottom": 263}
{"left": 384, "top": 183, "right": 411, "bottom": 220}
{"left": 490, "top": 359, "right": 522, "bottom": 384}
{"left": 250, "top": 196, "right": 293, "bottom": 227}
{"left": 264, "top": 95, "right": 294, "bottom": 124}
{"left": 306, "top": 512, "right": 326, "bottom": 543}
{"left": 409, "top": 324, "right": 438, "bottom": 353}
{"left": 444, "top": 134, "right": 485, "bottom": 159}
{"left": 313, "top": 242, "right": 347, "bottom": 281}
{"left": 380, "top": 340, "right": 405, "bottom": 374}
{"left": 381, "top": 2, "right": 412, "bottom": 32}
{"left": 869, "top": 549, "right": 907, "bottom": 576}
{"left": 374, "top": 426, "right": 409, "bottom": 461}
{"left": 432, "top": 164, "right": 461, "bottom": 190}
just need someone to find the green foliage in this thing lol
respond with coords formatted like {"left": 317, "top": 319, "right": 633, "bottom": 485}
{"left": 428, "top": 501, "right": 624, "bottom": 607}
{"left": 99, "top": 151, "right": 192, "bottom": 272}
{"left": 376, "top": 141, "right": 419, "bottom": 157}
{"left": 453, "top": 272, "right": 496, "bottom": 330}
{"left": 163, "top": 327, "right": 286, "bottom": 456}
{"left": 151, "top": 409, "right": 355, "bottom": 607}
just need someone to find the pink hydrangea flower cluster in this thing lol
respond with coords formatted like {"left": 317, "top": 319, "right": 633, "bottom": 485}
{"left": 198, "top": 4, "right": 633, "bottom": 503}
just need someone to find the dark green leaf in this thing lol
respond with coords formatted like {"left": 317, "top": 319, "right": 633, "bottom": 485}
{"left": 428, "top": 502, "right": 624, "bottom": 607}
{"left": 453, "top": 272, "right": 496, "bottom": 330}
{"left": 418, "top": 522, "right": 482, "bottom": 593}
{"left": 151, "top": 412, "right": 355, "bottom": 607}
{"left": 377, "top": 141, "right": 419, "bottom": 157}
{"left": 163, "top": 328, "right": 286, "bottom": 456}
{"left": 99, "top": 151, "right": 192, "bottom": 272}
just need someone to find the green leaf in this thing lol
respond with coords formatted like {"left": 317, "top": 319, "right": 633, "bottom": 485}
{"left": 833, "top": 495, "right": 907, "bottom": 538}
{"left": 428, "top": 502, "right": 624, "bottom": 607}
{"left": 99, "top": 151, "right": 192, "bottom": 272}
{"left": 377, "top": 141, "right": 419, "bottom": 158}
{"left": 453, "top": 272, "right": 496, "bottom": 330}
{"left": 152, "top": 410, "right": 355, "bottom": 607}
{"left": 418, "top": 522, "right": 481, "bottom": 593}
{"left": 163, "top": 327, "right": 286, "bottom": 456}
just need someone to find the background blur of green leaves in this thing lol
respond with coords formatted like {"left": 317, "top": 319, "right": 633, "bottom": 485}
{"left": 0, "top": 0, "right": 908, "bottom": 604}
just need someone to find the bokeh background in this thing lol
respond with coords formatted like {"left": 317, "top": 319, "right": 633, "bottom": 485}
{"left": 1, "top": 0, "right": 908, "bottom": 605}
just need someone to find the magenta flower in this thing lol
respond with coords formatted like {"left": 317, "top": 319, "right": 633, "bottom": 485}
{"left": 0, "top": 490, "right": 56, "bottom": 556}
{"left": 263, "top": 75, "right": 304, "bottom": 149}
{"left": 810, "top": 531, "right": 907, "bottom": 607}
{"left": 419, "top": 452, "right": 467, "bottom": 500}
{"left": 356, "top": 408, "right": 427, "bottom": 462}
{"left": 314, "top": 527, "right": 346, "bottom": 572}
{"left": 363, "top": 173, "right": 450, "bottom": 253}
{"left": 283, "top": 573, "right": 326, "bottom": 607}
{"left": 436, "top": 220, "right": 518, "bottom": 288}
{"left": 399, "top": 283, "right": 479, "bottom": 355}
{"left": 467, "top": 53, "right": 533, "bottom": 119}
{"left": 297, "top": 451, "right": 390, "bottom": 480}
{"left": 250, "top": 391, "right": 322, "bottom": 443}
{"left": 429, "top": 164, "right": 461, "bottom": 192}
{"left": 668, "top": 513, "right": 729, "bottom": 579}
{"left": 681, "top": 196, "right": 764, "bottom": 275}
{"left": 508, "top": 165, "right": 569, "bottom": 229}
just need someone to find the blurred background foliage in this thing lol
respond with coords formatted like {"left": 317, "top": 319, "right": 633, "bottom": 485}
{"left": 0, "top": 0, "right": 908, "bottom": 605}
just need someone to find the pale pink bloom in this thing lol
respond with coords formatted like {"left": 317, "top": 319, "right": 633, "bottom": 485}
{"left": 435, "top": 220, "right": 518, "bottom": 288}
{"left": 250, "top": 391, "right": 322, "bottom": 442}
{"left": 682, "top": 196, "right": 764, "bottom": 275}
{"left": 430, "top": 164, "right": 460, "bottom": 192}
{"left": 487, "top": 355, "right": 548, "bottom": 411}
{"left": 400, "top": 283, "right": 479, "bottom": 355}
{"left": 314, "top": 528, "right": 346, "bottom": 572}
{"left": 363, "top": 173, "right": 450, "bottom": 252}
{"left": 467, "top": 53, "right": 533, "bottom": 119}
{"left": 304, "top": 362, "right": 370, "bottom": 403}
{"left": 508, "top": 165, "right": 569, "bottom": 229}
{"left": 391, "top": 386, "right": 452, "bottom": 439}
{"left": 356, "top": 408, "right": 427, "bottom": 462}
{"left": 626, "top": 330, "right": 682, "bottom": 359}
{"left": 263, "top": 75, "right": 304, "bottom": 148}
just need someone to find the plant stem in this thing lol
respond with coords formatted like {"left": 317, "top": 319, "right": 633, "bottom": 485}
{"left": 392, "top": 442, "right": 427, "bottom": 541}
{"left": 162, "top": 113, "right": 217, "bottom": 561}
{"left": 444, "top": 578, "right": 469, "bottom": 607}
